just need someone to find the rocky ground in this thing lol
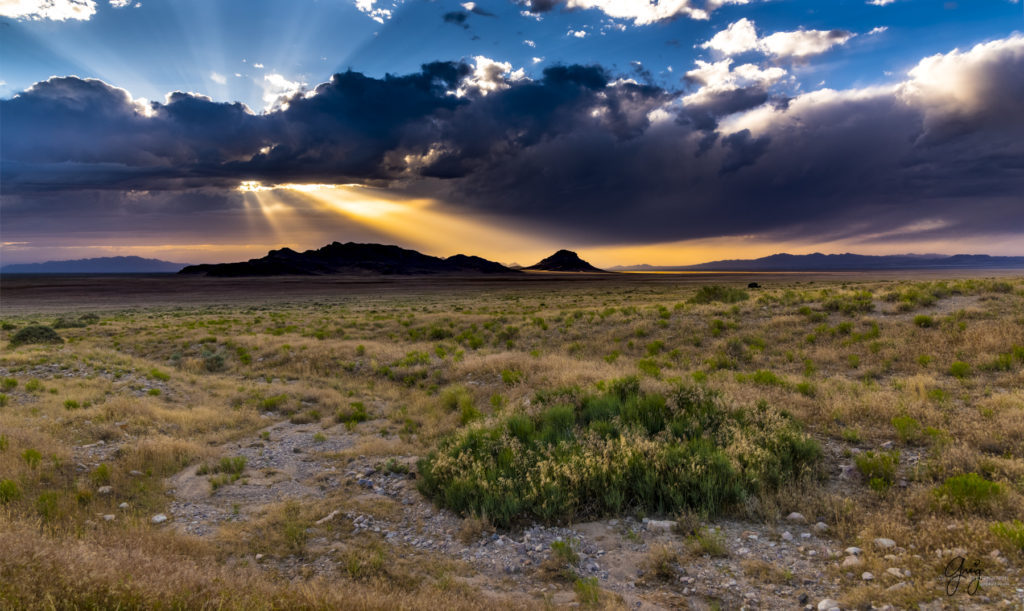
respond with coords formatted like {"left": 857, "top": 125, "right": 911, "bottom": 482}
{"left": 131, "top": 419, "right": 1021, "bottom": 610}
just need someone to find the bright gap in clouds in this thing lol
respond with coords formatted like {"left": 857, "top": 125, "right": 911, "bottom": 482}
{"left": 232, "top": 182, "right": 559, "bottom": 265}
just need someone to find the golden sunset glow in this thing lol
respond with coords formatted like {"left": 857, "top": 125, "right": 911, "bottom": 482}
{"left": 234, "top": 182, "right": 561, "bottom": 265}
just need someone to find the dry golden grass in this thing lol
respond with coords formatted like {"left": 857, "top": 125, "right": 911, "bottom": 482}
{"left": 0, "top": 273, "right": 1021, "bottom": 607}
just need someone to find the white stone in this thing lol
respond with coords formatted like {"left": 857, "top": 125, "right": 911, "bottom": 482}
{"left": 818, "top": 598, "right": 841, "bottom": 611}
{"left": 862, "top": 572, "right": 874, "bottom": 581}
{"left": 873, "top": 537, "right": 896, "bottom": 549}
{"left": 845, "top": 546, "right": 862, "bottom": 556}
{"left": 885, "top": 567, "right": 903, "bottom": 578}
{"left": 782, "top": 531, "right": 794, "bottom": 542}
{"left": 118, "top": 502, "right": 129, "bottom": 509}
{"left": 647, "top": 520, "right": 675, "bottom": 531}
{"left": 814, "top": 521, "right": 828, "bottom": 533}
{"left": 786, "top": 512, "right": 807, "bottom": 523}
{"left": 842, "top": 555, "right": 863, "bottom": 569}
{"left": 151, "top": 513, "right": 168, "bottom": 524}
{"left": 102, "top": 514, "right": 115, "bottom": 521}
{"left": 315, "top": 509, "right": 340, "bottom": 525}
{"left": 96, "top": 486, "right": 113, "bottom": 495}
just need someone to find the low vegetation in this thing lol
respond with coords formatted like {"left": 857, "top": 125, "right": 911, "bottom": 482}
{"left": 1, "top": 273, "right": 1022, "bottom": 608}
{"left": 418, "top": 379, "right": 820, "bottom": 526}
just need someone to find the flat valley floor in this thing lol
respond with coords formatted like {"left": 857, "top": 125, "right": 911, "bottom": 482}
{"left": 1, "top": 271, "right": 1022, "bottom": 610}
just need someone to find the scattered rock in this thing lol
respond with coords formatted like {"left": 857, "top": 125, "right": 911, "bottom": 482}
{"left": 315, "top": 509, "right": 340, "bottom": 525}
{"left": 845, "top": 547, "right": 862, "bottom": 556}
{"left": 787, "top": 512, "right": 807, "bottom": 524}
{"left": 151, "top": 513, "right": 168, "bottom": 524}
{"left": 818, "top": 598, "right": 841, "bottom": 611}
{"left": 885, "top": 567, "right": 903, "bottom": 578}
{"left": 814, "top": 522, "right": 828, "bottom": 534}
{"left": 96, "top": 486, "right": 113, "bottom": 495}
{"left": 782, "top": 531, "right": 794, "bottom": 542}
{"left": 841, "top": 556, "right": 863, "bottom": 569}
{"left": 862, "top": 572, "right": 874, "bottom": 581}
{"left": 118, "top": 502, "right": 129, "bottom": 509}
{"left": 102, "top": 514, "right": 115, "bottom": 521}
{"left": 873, "top": 537, "right": 896, "bottom": 550}
{"left": 646, "top": 519, "right": 674, "bottom": 531}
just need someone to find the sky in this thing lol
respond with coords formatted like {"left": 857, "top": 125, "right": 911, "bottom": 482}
{"left": 1, "top": 0, "right": 1023, "bottom": 267}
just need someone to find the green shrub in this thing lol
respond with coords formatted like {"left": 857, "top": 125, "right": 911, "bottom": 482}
{"left": 9, "top": 325, "right": 63, "bottom": 347}
{"left": 418, "top": 382, "right": 820, "bottom": 527}
{"left": 574, "top": 576, "right": 602, "bottom": 606}
{"left": 36, "top": 492, "right": 60, "bottom": 522}
{"left": 0, "top": 394, "right": 8, "bottom": 407}
{"left": 219, "top": 456, "right": 247, "bottom": 475}
{"left": 259, "top": 394, "right": 288, "bottom": 411}
{"left": 933, "top": 473, "right": 1003, "bottom": 513}
{"left": 22, "top": 448, "right": 42, "bottom": 469}
{"left": 913, "top": 315, "right": 934, "bottom": 328}
{"left": 854, "top": 450, "right": 899, "bottom": 492}
{"left": 636, "top": 358, "right": 661, "bottom": 378}
{"left": 948, "top": 361, "right": 971, "bottom": 379}
{"left": 500, "top": 368, "right": 523, "bottom": 386}
{"left": 335, "top": 401, "right": 369, "bottom": 424}
{"left": 891, "top": 415, "right": 922, "bottom": 444}
{"left": 147, "top": 368, "right": 170, "bottom": 381}
{"left": 1, "top": 378, "right": 16, "bottom": 391}
{"left": 202, "top": 350, "right": 226, "bottom": 372}
{"left": 990, "top": 520, "right": 1024, "bottom": 552}
{"left": 795, "top": 382, "right": 816, "bottom": 398}
{"left": 0, "top": 479, "right": 21, "bottom": 503}
{"left": 440, "top": 386, "right": 474, "bottom": 413}
{"left": 689, "top": 285, "right": 749, "bottom": 305}
{"left": 90, "top": 463, "right": 112, "bottom": 486}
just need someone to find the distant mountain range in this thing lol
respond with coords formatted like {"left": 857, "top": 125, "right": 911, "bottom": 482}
{"left": 1, "top": 256, "right": 187, "bottom": 274}
{"left": 10, "top": 249, "right": 1017, "bottom": 277}
{"left": 179, "top": 242, "right": 520, "bottom": 276}
{"left": 610, "top": 253, "right": 1024, "bottom": 272}
{"left": 524, "top": 249, "right": 608, "bottom": 272}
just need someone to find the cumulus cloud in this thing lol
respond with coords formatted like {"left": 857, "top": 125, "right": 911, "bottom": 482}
{"left": 108, "top": 0, "right": 132, "bottom": 7}
{"left": 702, "top": 18, "right": 855, "bottom": 59}
{"left": 210, "top": 72, "right": 227, "bottom": 85}
{"left": 868, "top": 26, "right": 888, "bottom": 35}
{"left": 0, "top": 0, "right": 96, "bottom": 21}
{"left": 354, "top": 0, "right": 401, "bottom": 23}
{"left": 520, "top": 0, "right": 754, "bottom": 25}
{"left": 455, "top": 56, "right": 528, "bottom": 97}
{"left": 700, "top": 17, "right": 760, "bottom": 55}
{"left": 261, "top": 73, "right": 305, "bottom": 111}
{"left": 4, "top": 36, "right": 1024, "bottom": 248}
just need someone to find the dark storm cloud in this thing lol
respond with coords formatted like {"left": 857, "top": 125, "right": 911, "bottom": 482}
{"left": 3, "top": 36, "right": 1024, "bottom": 246}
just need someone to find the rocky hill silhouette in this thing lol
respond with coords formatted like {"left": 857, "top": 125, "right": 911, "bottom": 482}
{"left": 178, "top": 242, "right": 518, "bottom": 277}
{"left": 524, "top": 250, "right": 607, "bottom": 272}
